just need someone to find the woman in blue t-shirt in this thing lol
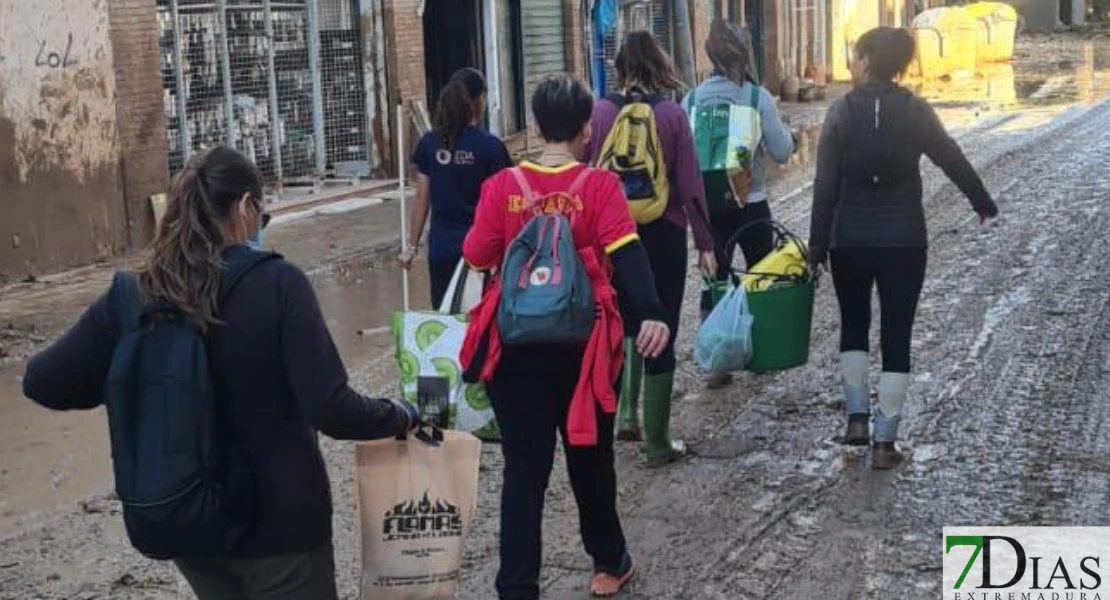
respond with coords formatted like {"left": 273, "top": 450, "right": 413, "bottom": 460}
{"left": 398, "top": 68, "right": 513, "bottom": 308}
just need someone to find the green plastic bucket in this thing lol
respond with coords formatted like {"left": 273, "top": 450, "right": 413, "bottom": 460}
{"left": 745, "top": 277, "right": 817, "bottom": 372}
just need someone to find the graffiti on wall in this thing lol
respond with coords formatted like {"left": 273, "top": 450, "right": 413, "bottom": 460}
{"left": 1, "top": 0, "right": 126, "bottom": 279}
{"left": 0, "top": 0, "right": 121, "bottom": 184}
{"left": 35, "top": 33, "right": 81, "bottom": 69}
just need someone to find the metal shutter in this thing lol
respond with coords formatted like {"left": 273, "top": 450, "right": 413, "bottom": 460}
{"left": 521, "top": 0, "right": 567, "bottom": 111}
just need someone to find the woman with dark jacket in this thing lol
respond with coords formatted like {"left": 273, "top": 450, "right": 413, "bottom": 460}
{"left": 399, "top": 68, "right": 514, "bottom": 308}
{"left": 809, "top": 27, "right": 998, "bottom": 469}
{"left": 23, "top": 147, "right": 416, "bottom": 599}
{"left": 586, "top": 31, "right": 716, "bottom": 466}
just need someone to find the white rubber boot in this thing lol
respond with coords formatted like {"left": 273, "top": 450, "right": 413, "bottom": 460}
{"left": 841, "top": 351, "right": 871, "bottom": 445}
{"left": 873, "top": 372, "right": 910, "bottom": 470}
{"left": 875, "top": 373, "right": 910, "bottom": 443}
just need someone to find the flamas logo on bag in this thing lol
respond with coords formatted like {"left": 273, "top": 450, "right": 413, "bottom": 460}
{"left": 383, "top": 491, "right": 463, "bottom": 542}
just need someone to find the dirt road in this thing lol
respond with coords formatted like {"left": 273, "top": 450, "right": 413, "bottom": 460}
{"left": 2, "top": 32, "right": 1109, "bottom": 600}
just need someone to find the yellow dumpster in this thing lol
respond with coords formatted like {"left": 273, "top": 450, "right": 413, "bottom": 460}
{"left": 911, "top": 7, "right": 979, "bottom": 79}
{"left": 966, "top": 2, "right": 1018, "bottom": 63}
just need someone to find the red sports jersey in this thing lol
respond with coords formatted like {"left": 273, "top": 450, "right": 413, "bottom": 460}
{"left": 463, "top": 162, "right": 639, "bottom": 271}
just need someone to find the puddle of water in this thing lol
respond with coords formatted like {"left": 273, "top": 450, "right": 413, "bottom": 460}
{"left": 0, "top": 363, "right": 110, "bottom": 538}
{"left": 309, "top": 259, "right": 432, "bottom": 369}
{"left": 915, "top": 38, "right": 1110, "bottom": 110}
{"left": 0, "top": 259, "right": 431, "bottom": 539}
{"left": 764, "top": 37, "right": 1110, "bottom": 195}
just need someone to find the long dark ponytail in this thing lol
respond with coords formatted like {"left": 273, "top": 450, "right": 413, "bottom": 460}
{"left": 434, "top": 68, "right": 487, "bottom": 151}
{"left": 137, "top": 146, "right": 263, "bottom": 332}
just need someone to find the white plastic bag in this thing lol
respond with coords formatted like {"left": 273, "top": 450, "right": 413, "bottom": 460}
{"left": 438, "top": 260, "right": 486, "bottom": 315}
{"left": 694, "top": 284, "right": 754, "bottom": 373}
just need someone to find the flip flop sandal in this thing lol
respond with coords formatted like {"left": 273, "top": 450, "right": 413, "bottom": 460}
{"left": 590, "top": 565, "right": 636, "bottom": 597}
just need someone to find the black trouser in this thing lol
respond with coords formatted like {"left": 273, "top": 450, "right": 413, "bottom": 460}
{"left": 710, "top": 201, "right": 775, "bottom": 281}
{"left": 831, "top": 247, "right": 928, "bottom": 373}
{"left": 428, "top": 255, "right": 460, "bottom": 309}
{"left": 486, "top": 346, "right": 627, "bottom": 600}
{"left": 620, "top": 219, "right": 687, "bottom": 375}
{"left": 175, "top": 544, "right": 338, "bottom": 600}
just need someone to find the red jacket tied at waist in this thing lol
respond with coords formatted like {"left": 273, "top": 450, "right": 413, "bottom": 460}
{"left": 460, "top": 247, "right": 623, "bottom": 447}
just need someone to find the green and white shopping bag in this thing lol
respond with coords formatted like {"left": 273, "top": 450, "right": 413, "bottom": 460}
{"left": 392, "top": 260, "right": 500, "bottom": 441}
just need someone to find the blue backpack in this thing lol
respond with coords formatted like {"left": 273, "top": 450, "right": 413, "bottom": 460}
{"left": 104, "top": 247, "right": 277, "bottom": 559}
{"left": 497, "top": 167, "right": 596, "bottom": 345}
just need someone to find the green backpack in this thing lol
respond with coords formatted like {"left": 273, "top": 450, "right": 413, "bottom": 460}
{"left": 685, "top": 86, "right": 763, "bottom": 214}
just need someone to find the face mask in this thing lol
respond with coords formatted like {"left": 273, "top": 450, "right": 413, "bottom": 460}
{"left": 247, "top": 223, "right": 266, "bottom": 250}
{"left": 244, "top": 198, "right": 268, "bottom": 250}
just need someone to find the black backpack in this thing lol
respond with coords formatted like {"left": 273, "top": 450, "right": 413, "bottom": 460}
{"left": 104, "top": 248, "right": 277, "bottom": 559}
{"left": 841, "top": 86, "right": 918, "bottom": 189}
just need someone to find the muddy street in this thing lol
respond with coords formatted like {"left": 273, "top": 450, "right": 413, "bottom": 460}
{"left": 2, "top": 31, "right": 1110, "bottom": 600}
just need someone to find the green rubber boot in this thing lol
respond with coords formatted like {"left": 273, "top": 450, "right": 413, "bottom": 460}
{"left": 643, "top": 372, "right": 686, "bottom": 467}
{"left": 616, "top": 339, "right": 642, "bottom": 442}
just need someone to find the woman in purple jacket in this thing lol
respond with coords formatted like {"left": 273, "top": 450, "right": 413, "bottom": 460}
{"left": 585, "top": 31, "right": 715, "bottom": 466}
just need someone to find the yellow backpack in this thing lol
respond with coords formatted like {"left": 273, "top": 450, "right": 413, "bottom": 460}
{"left": 595, "top": 94, "right": 670, "bottom": 224}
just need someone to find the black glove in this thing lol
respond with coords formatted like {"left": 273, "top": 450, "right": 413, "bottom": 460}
{"left": 392, "top": 398, "right": 420, "bottom": 434}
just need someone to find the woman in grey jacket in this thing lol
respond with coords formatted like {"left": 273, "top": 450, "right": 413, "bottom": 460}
{"left": 684, "top": 21, "right": 795, "bottom": 388}
{"left": 809, "top": 27, "right": 998, "bottom": 469}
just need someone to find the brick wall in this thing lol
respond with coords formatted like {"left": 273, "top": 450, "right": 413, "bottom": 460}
{"left": 108, "top": 0, "right": 169, "bottom": 247}
{"left": 381, "top": 0, "right": 427, "bottom": 174}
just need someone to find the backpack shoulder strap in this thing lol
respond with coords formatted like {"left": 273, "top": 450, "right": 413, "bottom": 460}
{"left": 508, "top": 166, "right": 538, "bottom": 207}
{"left": 113, "top": 271, "right": 143, "bottom": 336}
{"left": 568, "top": 166, "right": 594, "bottom": 196}
{"left": 750, "top": 84, "right": 760, "bottom": 110}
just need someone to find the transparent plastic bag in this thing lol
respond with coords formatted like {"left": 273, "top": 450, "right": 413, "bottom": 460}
{"left": 695, "top": 284, "right": 754, "bottom": 373}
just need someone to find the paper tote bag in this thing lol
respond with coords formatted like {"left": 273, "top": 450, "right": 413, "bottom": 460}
{"left": 356, "top": 429, "right": 481, "bottom": 600}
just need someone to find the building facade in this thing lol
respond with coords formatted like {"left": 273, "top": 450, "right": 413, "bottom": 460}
{"left": 4, "top": 0, "right": 1072, "bottom": 281}
{"left": 0, "top": 0, "right": 167, "bottom": 283}
{"left": 0, "top": 0, "right": 594, "bottom": 281}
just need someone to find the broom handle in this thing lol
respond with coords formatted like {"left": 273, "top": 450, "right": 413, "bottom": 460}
{"left": 398, "top": 104, "right": 410, "bottom": 312}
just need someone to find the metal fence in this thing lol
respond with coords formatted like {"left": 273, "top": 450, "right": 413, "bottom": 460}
{"left": 158, "top": 0, "right": 372, "bottom": 188}
{"left": 599, "top": 0, "right": 674, "bottom": 96}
